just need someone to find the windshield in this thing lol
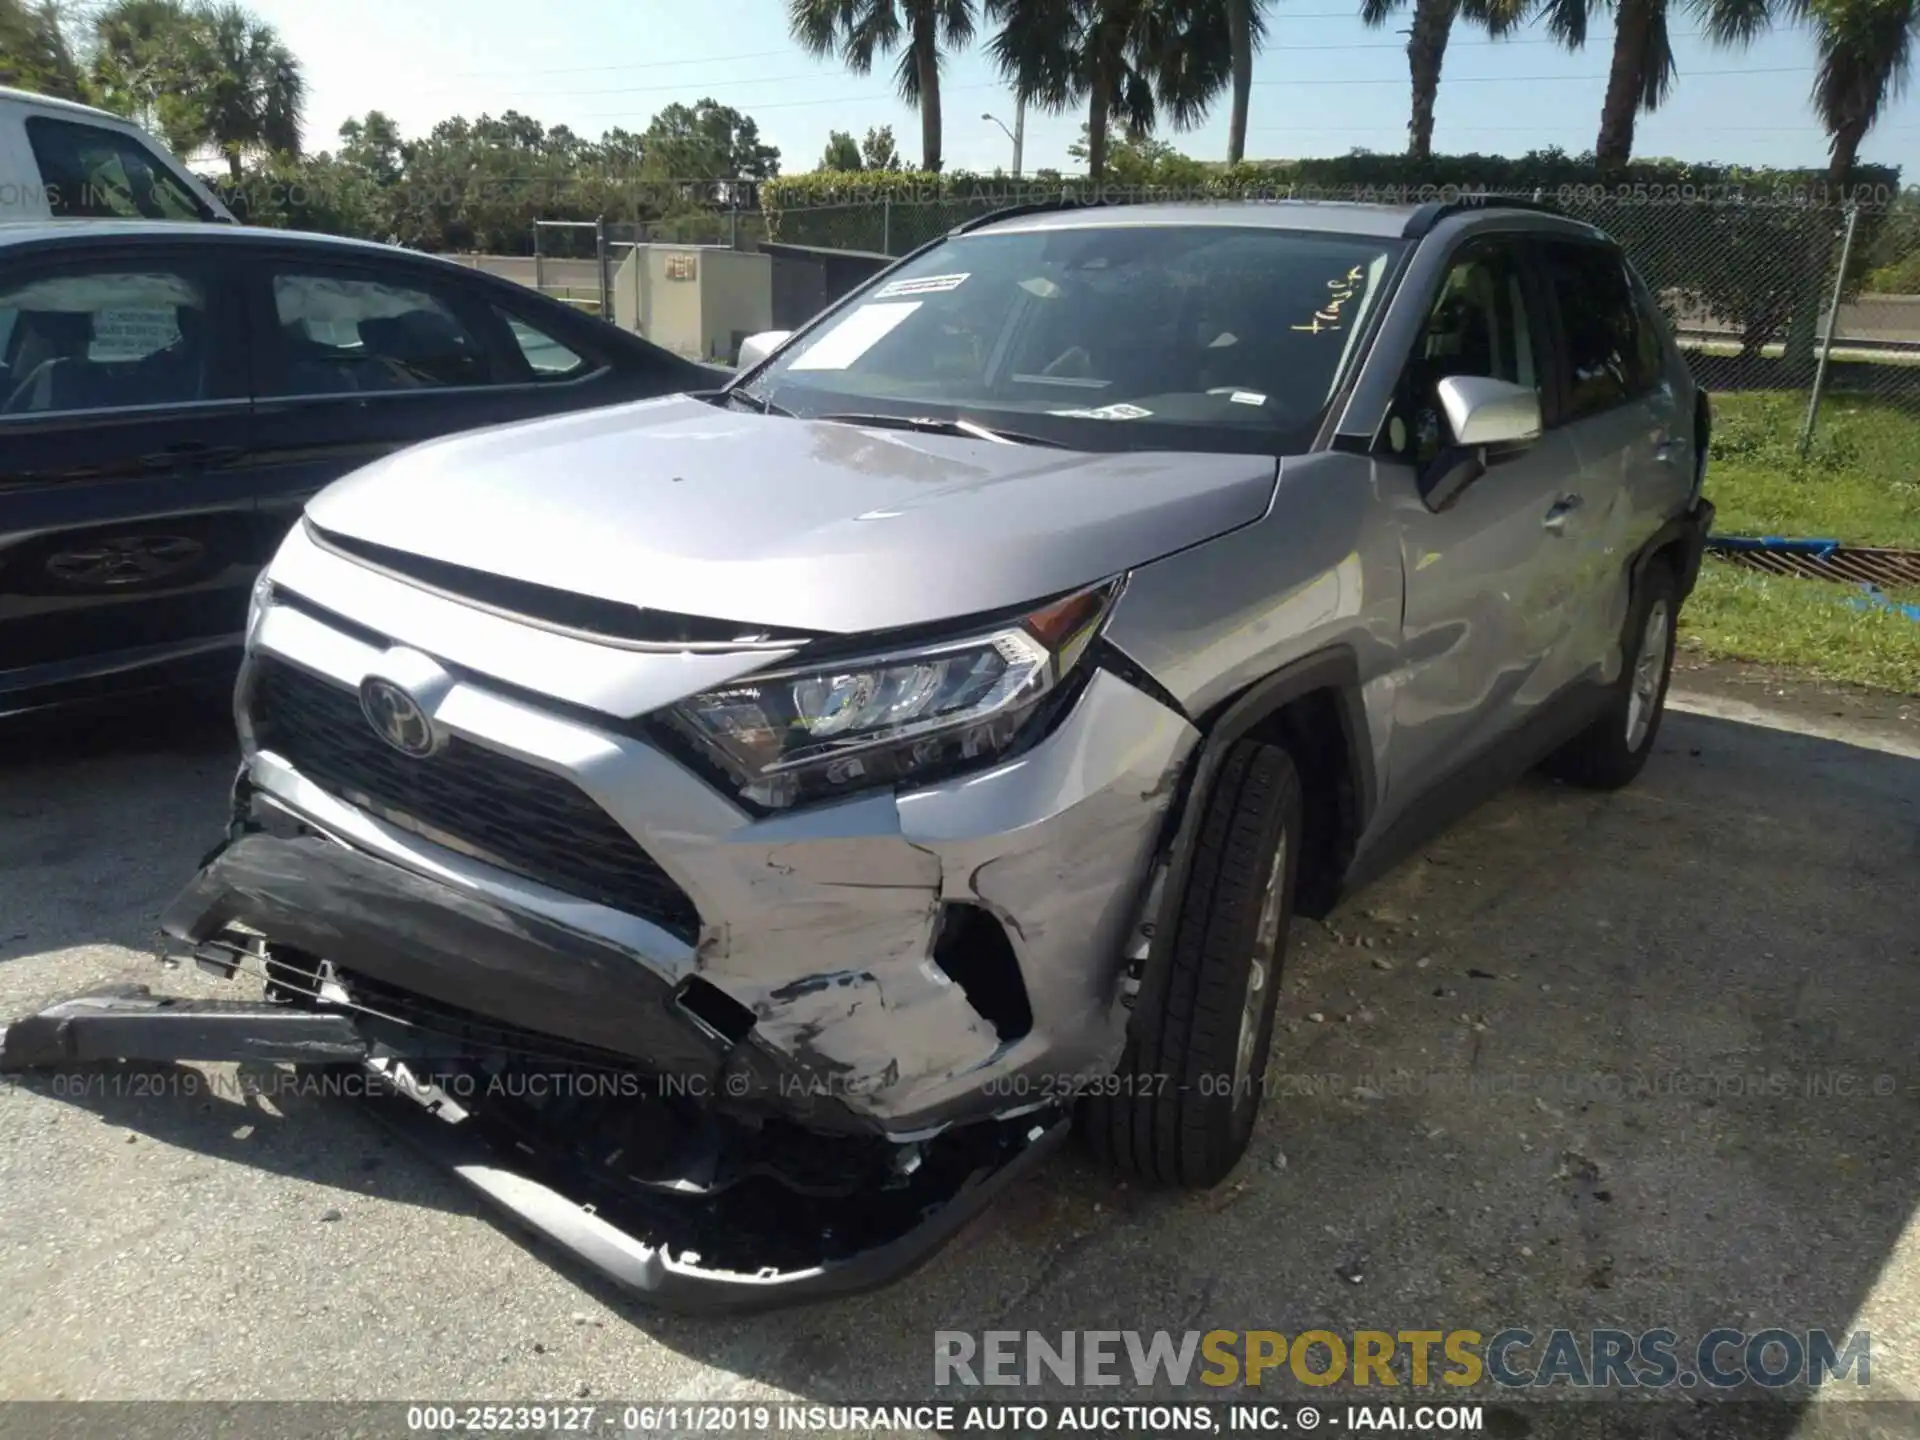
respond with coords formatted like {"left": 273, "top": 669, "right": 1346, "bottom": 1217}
{"left": 745, "top": 223, "right": 1405, "bottom": 454}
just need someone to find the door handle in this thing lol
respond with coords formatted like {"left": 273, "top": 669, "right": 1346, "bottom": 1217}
{"left": 1652, "top": 438, "right": 1685, "bottom": 465}
{"left": 1543, "top": 493, "right": 1584, "bottom": 533}
{"left": 140, "top": 442, "right": 244, "bottom": 471}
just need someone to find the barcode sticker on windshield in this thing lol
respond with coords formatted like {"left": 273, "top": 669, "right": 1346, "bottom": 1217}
{"left": 788, "top": 302, "right": 921, "bottom": 371}
{"left": 875, "top": 273, "right": 969, "bottom": 298}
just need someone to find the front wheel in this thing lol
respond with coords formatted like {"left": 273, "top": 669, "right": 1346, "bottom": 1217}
{"left": 1544, "top": 558, "right": 1679, "bottom": 791}
{"left": 1081, "top": 738, "right": 1304, "bottom": 1188}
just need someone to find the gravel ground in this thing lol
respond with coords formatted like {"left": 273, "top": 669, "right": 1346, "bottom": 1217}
{"left": 1, "top": 672, "right": 1917, "bottom": 1430}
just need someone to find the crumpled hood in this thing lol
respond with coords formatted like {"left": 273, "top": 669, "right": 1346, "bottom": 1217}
{"left": 304, "top": 395, "right": 1278, "bottom": 634}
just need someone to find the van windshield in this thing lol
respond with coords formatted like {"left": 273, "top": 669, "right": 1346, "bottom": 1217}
{"left": 746, "top": 223, "right": 1404, "bottom": 455}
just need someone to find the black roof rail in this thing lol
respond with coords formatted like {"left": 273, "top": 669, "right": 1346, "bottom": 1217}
{"left": 1402, "top": 194, "right": 1568, "bottom": 238}
{"left": 951, "top": 193, "right": 1116, "bottom": 236}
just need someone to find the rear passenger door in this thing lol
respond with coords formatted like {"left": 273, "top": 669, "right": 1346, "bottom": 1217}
{"left": 1535, "top": 239, "right": 1682, "bottom": 687}
{"left": 239, "top": 254, "right": 603, "bottom": 550}
{"left": 0, "top": 248, "right": 255, "bottom": 710}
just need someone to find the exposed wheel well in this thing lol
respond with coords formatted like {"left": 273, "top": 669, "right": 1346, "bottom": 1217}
{"left": 1238, "top": 687, "right": 1361, "bottom": 919}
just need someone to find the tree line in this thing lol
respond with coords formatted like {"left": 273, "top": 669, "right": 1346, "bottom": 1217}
{"left": 787, "top": 0, "right": 1914, "bottom": 185}
{"left": 1, "top": 0, "right": 1910, "bottom": 259}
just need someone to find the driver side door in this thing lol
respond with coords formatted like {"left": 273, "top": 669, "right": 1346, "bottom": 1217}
{"left": 1376, "top": 234, "right": 1589, "bottom": 817}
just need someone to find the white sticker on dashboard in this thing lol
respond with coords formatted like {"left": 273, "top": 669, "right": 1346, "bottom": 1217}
{"left": 1230, "top": 390, "right": 1268, "bottom": 406}
{"left": 874, "top": 273, "right": 970, "bottom": 298}
{"left": 1049, "top": 402, "right": 1154, "bottom": 420}
{"left": 787, "top": 302, "right": 922, "bottom": 371}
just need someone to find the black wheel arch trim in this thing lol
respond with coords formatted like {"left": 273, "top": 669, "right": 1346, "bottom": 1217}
{"left": 1632, "top": 496, "right": 1716, "bottom": 604}
{"left": 1146, "top": 645, "right": 1377, "bottom": 945}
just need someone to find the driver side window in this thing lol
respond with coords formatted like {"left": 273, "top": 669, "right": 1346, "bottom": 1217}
{"left": 1388, "top": 240, "right": 1537, "bottom": 466}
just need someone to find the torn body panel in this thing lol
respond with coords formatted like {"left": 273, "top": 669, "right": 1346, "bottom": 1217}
{"left": 224, "top": 572, "right": 1200, "bottom": 1135}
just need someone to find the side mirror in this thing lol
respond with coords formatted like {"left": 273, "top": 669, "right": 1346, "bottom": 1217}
{"left": 736, "top": 330, "right": 793, "bottom": 371}
{"left": 1419, "top": 376, "right": 1543, "bottom": 513}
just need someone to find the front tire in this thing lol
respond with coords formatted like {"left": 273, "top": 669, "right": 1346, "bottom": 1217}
{"left": 1544, "top": 558, "right": 1679, "bottom": 791}
{"left": 1082, "top": 738, "right": 1303, "bottom": 1188}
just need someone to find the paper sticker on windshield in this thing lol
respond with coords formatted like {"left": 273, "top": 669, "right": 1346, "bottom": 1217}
{"left": 1049, "top": 402, "right": 1153, "bottom": 421}
{"left": 1229, "top": 390, "right": 1267, "bottom": 406}
{"left": 875, "top": 273, "right": 969, "bottom": 299}
{"left": 788, "top": 302, "right": 921, "bottom": 371}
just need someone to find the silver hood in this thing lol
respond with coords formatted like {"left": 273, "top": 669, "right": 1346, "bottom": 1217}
{"left": 304, "top": 395, "right": 1279, "bottom": 634}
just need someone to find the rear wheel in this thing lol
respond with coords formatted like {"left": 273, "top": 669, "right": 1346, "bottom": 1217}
{"left": 1082, "top": 738, "right": 1303, "bottom": 1188}
{"left": 1544, "top": 558, "right": 1678, "bottom": 791}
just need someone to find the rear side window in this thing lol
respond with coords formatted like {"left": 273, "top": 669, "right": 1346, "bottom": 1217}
{"left": 1540, "top": 241, "right": 1658, "bottom": 420}
{"left": 267, "top": 272, "right": 491, "bottom": 395}
{"left": 26, "top": 117, "right": 209, "bottom": 222}
{"left": 0, "top": 267, "right": 211, "bottom": 416}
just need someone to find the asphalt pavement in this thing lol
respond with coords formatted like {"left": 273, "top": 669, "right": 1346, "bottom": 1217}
{"left": 1, "top": 666, "right": 1917, "bottom": 1432}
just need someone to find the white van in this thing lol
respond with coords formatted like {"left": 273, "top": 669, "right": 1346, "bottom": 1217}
{"left": 0, "top": 86, "right": 233, "bottom": 223}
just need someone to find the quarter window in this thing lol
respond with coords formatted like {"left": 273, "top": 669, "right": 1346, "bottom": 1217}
{"left": 267, "top": 272, "right": 491, "bottom": 395}
{"left": 495, "top": 306, "right": 591, "bottom": 379}
{"left": 0, "top": 268, "right": 210, "bottom": 416}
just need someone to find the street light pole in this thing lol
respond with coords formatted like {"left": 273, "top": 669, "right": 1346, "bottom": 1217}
{"left": 983, "top": 94, "right": 1026, "bottom": 178}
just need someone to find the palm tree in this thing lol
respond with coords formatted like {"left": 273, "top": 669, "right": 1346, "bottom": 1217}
{"left": 1224, "top": 0, "right": 1270, "bottom": 165}
{"left": 91, "top": 0, "right": 203, "bottom": 148}
{"left": 1361, "top": 0, "right": 1525, "bottom": 159}
{"left": 1796, "top": 0, "right": 1917, "bottom": 189}
{"left": 190, "top": 2, "right": 304, "bottom": 181}
{"left": 1534, "top": 0, "right": 1768, "bottom": 167}
{"left": 788, "top": 0, "right": 976, "bottom": 172}
{"left": 0, "top": 0, "right": 87, "bottom": 101}
{"left": 989, "top": 0, "right": 1235, "bottom": 181}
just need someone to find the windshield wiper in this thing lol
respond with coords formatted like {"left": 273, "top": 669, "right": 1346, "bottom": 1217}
{"left": 716, "top": 387, "right": 794, "bottom": 417}
{"left": 814, "top": 413, "right": 1065, "bottom": 448}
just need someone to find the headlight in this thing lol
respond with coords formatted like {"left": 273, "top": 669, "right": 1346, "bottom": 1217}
{"left": 665, "top": 579, "right": 1122, "bottom": 809}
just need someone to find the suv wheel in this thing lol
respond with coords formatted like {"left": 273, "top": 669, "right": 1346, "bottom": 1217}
{"left": 1544, "top": 558, "right": 1679, "bottom": 790}
{"left": 1082, "top": 737, "right": 1303, "bottom": 1188}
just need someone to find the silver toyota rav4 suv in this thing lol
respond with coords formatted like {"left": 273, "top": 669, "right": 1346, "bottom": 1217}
{"left": 6, "top": 198, "right": 1713, "bottom": 1310}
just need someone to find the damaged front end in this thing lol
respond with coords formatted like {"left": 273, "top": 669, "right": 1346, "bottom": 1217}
{"left": 1, "top": 802, "right": 1069, "bottom": 1312}
{"left": 3, "top": 504, "right": 1203, "bottom": 1309}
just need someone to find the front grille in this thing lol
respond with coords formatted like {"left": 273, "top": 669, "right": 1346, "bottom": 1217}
{"left": 250, "top": 657, "right": 702, "bottom": 942}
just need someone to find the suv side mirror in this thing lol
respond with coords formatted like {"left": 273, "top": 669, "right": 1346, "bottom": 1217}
{"left": 1419, "top": 376, "right": 1543, "bottom": 512}
{"left": 737, "top": 330, "right": 792, "bottom": 371}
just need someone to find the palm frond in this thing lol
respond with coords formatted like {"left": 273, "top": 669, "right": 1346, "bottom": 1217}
{"left": 1536, "top": 0, "right": 1594, "bottom": 47}
{"left": 1639, "top": 0, "right": 1677, "bottom": 108}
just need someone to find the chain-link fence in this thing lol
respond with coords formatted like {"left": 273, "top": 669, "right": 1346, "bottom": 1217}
{"left": 765, "top": 190, "right": 1920, "bottom": 445}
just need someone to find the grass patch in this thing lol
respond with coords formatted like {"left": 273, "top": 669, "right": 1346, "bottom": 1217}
{"left": 1706, "top": 392, "right": 1920, "bottom": 548}
{"left": 1679, "top": 559, "right": 1920, "bottom": 693}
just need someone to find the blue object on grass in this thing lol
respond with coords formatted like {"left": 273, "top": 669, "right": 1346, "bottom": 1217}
{"left": 1846, "top": 584, "right": 1920, "bottom": 624}
{"left": 1706, "top": 535, "right": 1842, "bottom": 558}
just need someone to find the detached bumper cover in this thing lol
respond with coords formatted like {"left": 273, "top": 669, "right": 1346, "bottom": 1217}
{"left": 8, "top": 827, "right": 1073, "bottom": 1314}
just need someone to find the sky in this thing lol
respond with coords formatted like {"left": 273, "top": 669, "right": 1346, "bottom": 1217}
{"left": 239, "top": 0, "right": 1920, "bottom": 180}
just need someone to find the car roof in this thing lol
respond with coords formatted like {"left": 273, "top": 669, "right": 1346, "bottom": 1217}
{"left": 0, "top": 86, "right": 132, "bottom": 124}
{"left": 967, "top": 198, "right": 1604, "bottom": 244}
{"left": 0, "top": 218, "right": 463, "bottom": 267}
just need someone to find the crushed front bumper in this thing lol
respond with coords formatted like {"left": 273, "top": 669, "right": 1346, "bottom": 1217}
{"left": 3, "top": 811, "right": 1074, "bottom": 1311}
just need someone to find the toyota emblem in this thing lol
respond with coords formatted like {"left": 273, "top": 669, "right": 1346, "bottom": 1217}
{"left": 359, "top": 676, "right": 439, "bottom": 758}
